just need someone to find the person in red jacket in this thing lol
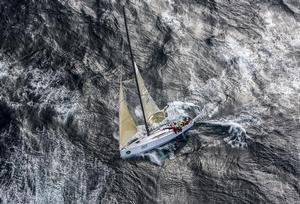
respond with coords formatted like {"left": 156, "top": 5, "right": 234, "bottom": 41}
{"left": 165, "top": 122, "right": 178, "bottom": 133}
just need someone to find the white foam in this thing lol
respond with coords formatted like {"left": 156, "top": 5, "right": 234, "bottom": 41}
{"left": 202, "top": 121, "right": 249, "bottom": 148}
{"left": 142, "top": 142, "right": 178, "bottom": 165}
{"left": 143, "top": 151, "right": 164, "bottom": 166}
{"left": 27, "top": 68, "right": 81, "bottom": 124}
{"left": 0, "top": 61, "right": 8, "bottom": 79}
{"left": 60, "top": 0, "right": 96, "bottom": 18}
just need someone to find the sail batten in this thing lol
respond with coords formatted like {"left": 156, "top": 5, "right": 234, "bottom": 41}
{"left": 134, "top": 63, "right": 165, "bottom": 124}
{"left": 119, "top": 82, "right": 137, "bottom": 148}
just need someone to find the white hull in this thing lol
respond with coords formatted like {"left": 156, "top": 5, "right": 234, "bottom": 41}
{"left": 120, "top": 121, "right": 194, "bottom": 159}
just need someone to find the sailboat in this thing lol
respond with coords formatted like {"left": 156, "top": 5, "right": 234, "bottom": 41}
{"left": 119, "top": 6, "right": 194, "bottom": 159}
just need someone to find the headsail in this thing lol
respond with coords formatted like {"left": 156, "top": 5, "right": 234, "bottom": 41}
{"left": 134, "top": 63, "right": 165, "bottom": 124}
{"left": 119, "top": 82, "right": 137, "bottom": 148}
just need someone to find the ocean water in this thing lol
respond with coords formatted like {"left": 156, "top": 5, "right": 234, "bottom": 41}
{"left": 0, "top": 0, "right": 299, "bottom": 203}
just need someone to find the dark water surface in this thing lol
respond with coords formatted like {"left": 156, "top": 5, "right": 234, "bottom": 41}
{"left": 0, "top": 0, "right": 299, "bottom": 203}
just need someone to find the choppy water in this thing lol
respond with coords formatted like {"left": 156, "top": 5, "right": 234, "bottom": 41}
{"left": 0, "top": 0, "right": 300, "bottom": 203}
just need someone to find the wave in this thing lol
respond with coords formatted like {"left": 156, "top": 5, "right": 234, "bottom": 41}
{"left": 198, "top": 120, "right": 250, "bottom": 148}
{"left": 142, "top": 142, "right": 179, "bottom": 166}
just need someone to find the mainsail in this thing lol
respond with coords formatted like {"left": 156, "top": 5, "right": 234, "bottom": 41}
{"left": 119, "top": 82, "right": 137, "bottom": 148}
{"left": 134, "top": 63, "right": 165, "bottom": 124}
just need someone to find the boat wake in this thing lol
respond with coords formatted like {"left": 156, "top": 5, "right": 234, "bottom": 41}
{"left": 197, "top": 121, "right": 249, "bottom": 148}
{"left": 142, "top": 151, "right": 165, "bottom": 166}
{"left": 142, "top": 142, "right": 178, "bottom": 166}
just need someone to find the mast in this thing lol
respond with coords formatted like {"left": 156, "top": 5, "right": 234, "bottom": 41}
{"left": 122, "top": 6, "right": 150, "bottom": 136}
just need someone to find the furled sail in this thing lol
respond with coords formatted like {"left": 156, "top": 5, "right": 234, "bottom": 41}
{"left": 119, "top": 82, "right": 137, "bottom": 148}
{"left": 134, "top": 63, "right": 165, "bottom": 124}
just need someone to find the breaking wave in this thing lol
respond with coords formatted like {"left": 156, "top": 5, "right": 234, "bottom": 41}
{"left": 197, "top": 121, "right": 250, "bottom": 148}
